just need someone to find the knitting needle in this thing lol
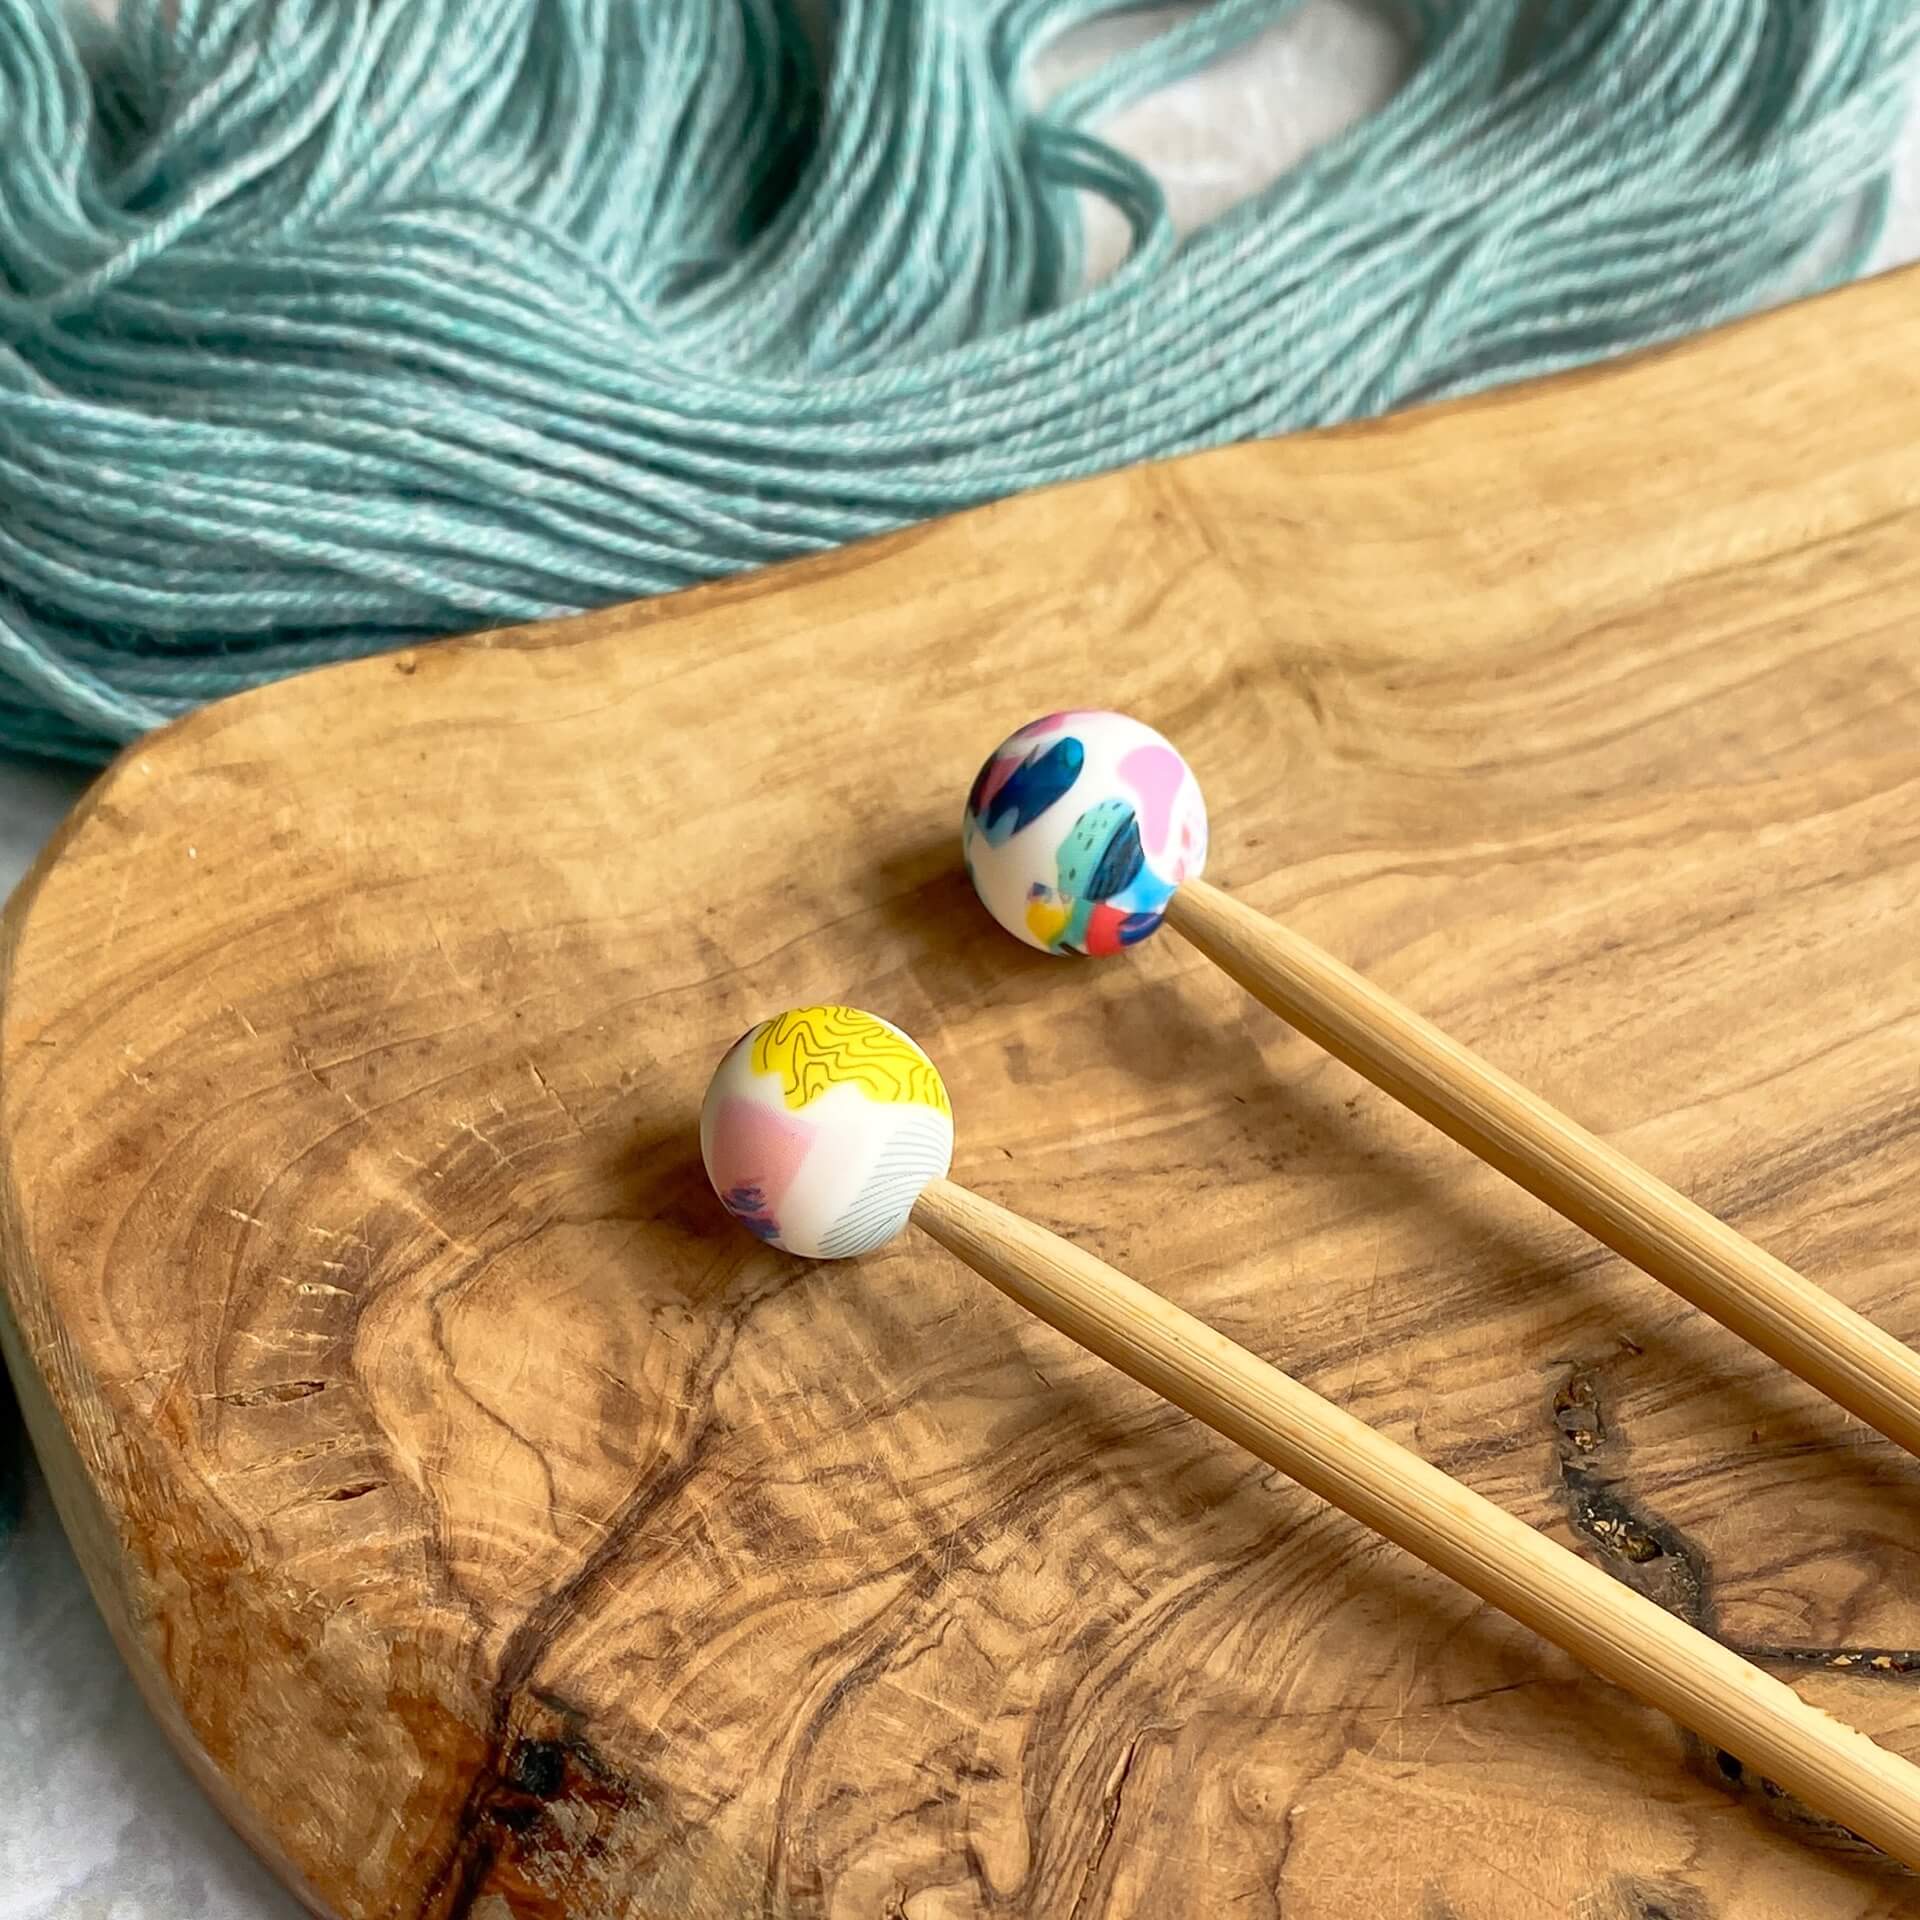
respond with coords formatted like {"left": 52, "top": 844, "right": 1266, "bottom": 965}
{"left": 701, "top": 1006, "right": 1920, "bottom": 1868}
{"left": 914, "top": 1174, "right": 1920, "bottom": 1867}
{"left": 963, "top": 710, "right": 1920, "bottom": 1461}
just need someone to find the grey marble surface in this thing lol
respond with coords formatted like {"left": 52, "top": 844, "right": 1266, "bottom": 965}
{"left": 4, "top": 12, "right": 1920, "bottom": 1915}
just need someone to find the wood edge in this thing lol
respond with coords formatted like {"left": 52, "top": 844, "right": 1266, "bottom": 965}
{"left": 1, "top": 736, "right": 131, "bottom": 1345}
{"left": 0, "top": 1286, "right": 332, "bottom": 1915}
{"left": 0, "top": 757, "right": 336, "bottom": 1915}
{"left": 1288, "top": 257, "right": 1920, "bottom": 446}
{"left": 3, "top": 257, "right": 1910, "bottom": 904}
{"left": 441, "top": 259, "right": 1920, "bottom": 659}
{"left": 0, "top": 729, "right": 156, "bottom": 1355}
{"left": 0, "top": 748, "right": 360, "bottom": 1904}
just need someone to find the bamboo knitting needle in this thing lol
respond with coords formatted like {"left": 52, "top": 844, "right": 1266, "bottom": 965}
{"left": 962, "top": 710, "right": 1920, "bottom": 1461}
{"left": 910, "top": 1176, "right": 1920, "bottom": 1870}
{"left": 699, "top": 1007, "right": 1920, "bottom": 1868}
{"left": 1160, "top": 874, "right": 1920, "bottom": 1459}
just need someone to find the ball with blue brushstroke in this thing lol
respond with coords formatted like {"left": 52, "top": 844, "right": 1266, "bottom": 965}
{"left": 963, "top": 711, "right": 1208, "bottom": 955}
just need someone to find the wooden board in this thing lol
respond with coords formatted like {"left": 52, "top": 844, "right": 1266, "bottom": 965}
{"left": 4, "top": 266, "right": 1920, "bottom": 1920}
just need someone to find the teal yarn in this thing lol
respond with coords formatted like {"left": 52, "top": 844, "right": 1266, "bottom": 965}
{"left": 1, "top": 1, "right": 1916, "bottom": 763}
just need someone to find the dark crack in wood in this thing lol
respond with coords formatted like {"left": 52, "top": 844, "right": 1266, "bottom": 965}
{"left": 1067, "top": 1729, "right": 1147, "bottom": 1920}
{"left": 1552, "top": 1360, "right": 1920, "bottom": 1873}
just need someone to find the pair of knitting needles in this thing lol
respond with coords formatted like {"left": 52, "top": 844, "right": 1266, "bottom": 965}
{"left": 703, "top": 711, "right": 1920, "bottom": 1866}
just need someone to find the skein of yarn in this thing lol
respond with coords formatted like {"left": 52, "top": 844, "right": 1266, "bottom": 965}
{"left": 1, "top": 0, "right": 1915, "bottom": 763}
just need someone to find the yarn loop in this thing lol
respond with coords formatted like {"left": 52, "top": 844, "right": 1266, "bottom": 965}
{"left": 1, "top": 0, "right": 1915, "bottom": 759}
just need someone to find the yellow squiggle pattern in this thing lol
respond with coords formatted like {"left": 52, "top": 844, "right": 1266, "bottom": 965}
{"left": 751, "top": 1006, "right": 951, "bottom": 1115}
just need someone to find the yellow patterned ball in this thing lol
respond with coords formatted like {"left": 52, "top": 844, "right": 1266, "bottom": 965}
{"left": 700, "top": 1007, "right": 955, "bottom": 1259}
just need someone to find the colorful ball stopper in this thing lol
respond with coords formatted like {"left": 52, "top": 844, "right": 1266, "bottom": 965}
{"left": 700, "top": 1006, "right": 954, "bottom": 1259}
{"left": 963, "top": 710, "right": 1208, "bottom": 955}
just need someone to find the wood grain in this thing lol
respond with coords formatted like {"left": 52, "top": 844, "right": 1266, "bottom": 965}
{"left": 4, "top": 264, "right": 1920, "bottom": 1919}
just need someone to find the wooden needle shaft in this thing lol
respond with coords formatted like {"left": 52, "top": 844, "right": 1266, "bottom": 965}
{"left": 909, "top": 1175, "right": 1920, "bottom": 1866}
{"left": 1164, "top": 875, "right": 1920, "bottom": 1460}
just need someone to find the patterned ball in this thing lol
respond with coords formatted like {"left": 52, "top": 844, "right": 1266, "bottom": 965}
{"left": 700, "top": 1006, "right": 955, "bottom": 1259}
{"left": 963, "top": 710, "right": 1208, "bottom": 955}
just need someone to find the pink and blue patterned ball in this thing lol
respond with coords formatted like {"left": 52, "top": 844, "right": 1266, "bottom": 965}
{"left": 963, "top": 710, "right": 1208, "bottom": 955}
